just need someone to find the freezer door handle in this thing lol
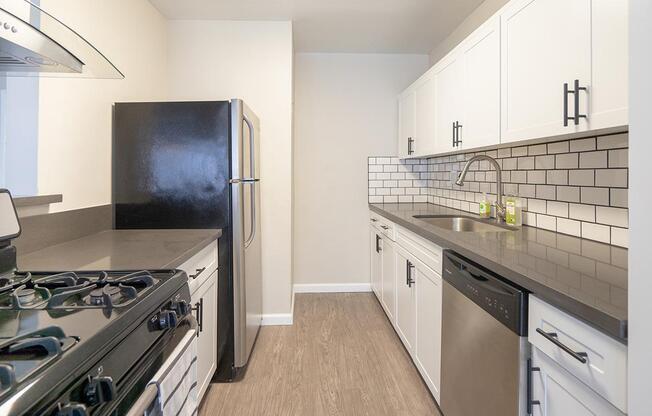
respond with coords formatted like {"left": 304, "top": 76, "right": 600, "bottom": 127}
{"left": 242, "top": 114, "right": 257, "bottom": 249}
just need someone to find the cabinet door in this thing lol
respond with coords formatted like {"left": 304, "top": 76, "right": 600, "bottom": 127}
{"left": 501, "top": 0, "right": 591, "bottom": 143}
{"left": 414, "top": 263, "right": 442, "bottom": 403}
{"left": 589, "top": 0, "right": 628, "bottom": 130}
{"left": 398, "top": 90, "right": 416, "bottom": 158}
{"left": 434, "top": 54, "right": 463, "bottom": 154}
{"left": 380, "top": 238, "right": 396, "bottom": 323}
{"left": 530, "top": 349, "right": 625, "bottom": 416}
{"left": 192, "top": 273, "right": 218, "bottom": 402}
{"left": 414, "top": 74, "right": 436, "bottom": 157}
{"left": 395, "top": 248, "right": 416, "bottom": 355}
{"left": 370, "top": 226, "right": 383, "bottom": 300}
{"left": 461, "top": 16, "right": 501, "bottom": 150}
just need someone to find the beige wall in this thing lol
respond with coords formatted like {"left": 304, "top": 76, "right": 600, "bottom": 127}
{"left": 37, "top": 0, "right": 169, "bottom": 212}
{"left": 429, "top": 0, "right": 508, "bottom": 65}
{"left": 293, "top": 53, "right": 428, "bottom": 287}
{"left": 166, "top": 20, "right": 295, "bottom": 317}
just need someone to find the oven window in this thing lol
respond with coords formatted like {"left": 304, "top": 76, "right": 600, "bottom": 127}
{"left": 0, "top": 75, "right": 39, "bottom": 196}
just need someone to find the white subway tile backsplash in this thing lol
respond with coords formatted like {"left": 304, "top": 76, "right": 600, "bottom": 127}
{"left": 581, "top": 222, "right": 611, "bottom": 244}
{"left": 547, "top": 141, "right": 570, "bottom": 154}
{"left": 608, "top": 149, "right": 628, "bottom": 168}
{"left": 596, "top": 206, "right": 629, "bottom": 227}
{"left": 570, "top": 138, "right": 596, "bottom": 152}
{"left": 579, "top": 151, "right": 608, "bottom": 168}
{"left": 555, "top": 153, "right": 579, "bottom": 169}
{"left": 597, "top": 133, "right": 627, "bottom": 150}
{"left": 569, "top": 170, "right": 594, "bottom": 186}
{"left": 581, "top": 187, "right": 609, "bottom": 205}
{"left": 557, "top": 218, "right": 581, "bottom": 237}
{"left": 569, "top": 204, "right": 596, "bottom": 222}
{"left": 369, "top": 134, "right": 629, "bottom": 246}
{"left": 595, "top": 169, "right": 628, "bottom": 188}
{"left": 610, "top": 189, "right": 628, "bottom": 208}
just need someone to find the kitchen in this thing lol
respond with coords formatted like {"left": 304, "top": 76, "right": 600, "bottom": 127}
{"left": 0, "top": 0, "right": 649, "bottom": 415}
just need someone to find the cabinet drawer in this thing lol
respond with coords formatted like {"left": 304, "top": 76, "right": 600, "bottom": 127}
{"left": 528, "top": 296, "right": 627, "bottom": 413}
{"left": 180, "top": 241, "right": 218, "bottom": 295}
{"left": 396, "top": 227, "right": 442, "bottom": 274}
{"left": 370, "top": 211, "right": 396, "bottom": 241}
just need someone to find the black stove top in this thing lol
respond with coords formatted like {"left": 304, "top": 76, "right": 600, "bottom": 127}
{"left": 0, "top": 268, "right": 191, "bottom": 415}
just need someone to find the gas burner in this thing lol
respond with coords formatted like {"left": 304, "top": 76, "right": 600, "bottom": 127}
{"left": 0, "top": 284, "right": 50, "bottom": 309}
{"left": 0, "top": 272, "right": 31, "bottom": 291}
{"left": 82, "top": 284, "right": 137, "bottom": 308}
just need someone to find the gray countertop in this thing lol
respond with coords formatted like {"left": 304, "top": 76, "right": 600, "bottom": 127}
{"left": 17, "top": 229, "right": 222, "bottom": 271}
{"left": 370, "top": 203, "right": 627, "bottom": 343}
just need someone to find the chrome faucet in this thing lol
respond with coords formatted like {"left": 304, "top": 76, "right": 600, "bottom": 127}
{"left": 455, "top": 155, "right": 505, "bottom": 222}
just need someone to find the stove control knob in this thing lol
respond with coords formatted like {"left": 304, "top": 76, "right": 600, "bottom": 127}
{"left": 56, "top": 403, "right": 88, "bottom": 416}
{"left": 84, "top": 376, "right": 114, "bottom": 406}
{"left": 158, "top": 310, "right": 178, "bottom": 330}
{"left": 171, "top": 300, "right": 189, "bottom": 316}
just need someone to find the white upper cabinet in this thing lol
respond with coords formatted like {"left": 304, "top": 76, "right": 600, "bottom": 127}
{"left": 414, "top": 74, "right": 437, "bottom": 157}
{"left": 590, "top": 0, "right": 628, "bottom": 130}
{"left": 460, "top": 16, "right": 501, "bottom": 149}
{"left": 434, "top": 55, "right": 463, "bottom": 154}
{"left": 501, "top": 0, "right": 592, "bottom": 143}
{"left": 398, "top": 90, "right": 416, "bottom": 158}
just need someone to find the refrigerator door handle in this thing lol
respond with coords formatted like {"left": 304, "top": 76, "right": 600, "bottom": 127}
{"left": 242, "top": 114, "right": 257, "bottom": 249}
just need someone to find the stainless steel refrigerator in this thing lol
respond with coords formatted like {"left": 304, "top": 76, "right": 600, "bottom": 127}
{"left": 113, "top": 99, "right": 262, "bottom": 381}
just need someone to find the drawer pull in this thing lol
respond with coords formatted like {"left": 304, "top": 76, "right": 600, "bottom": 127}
{"left": 380, "top": 225, "right": 389, "bottom": 230}
{"left": 536, "top": 328, "right": 588, "bottom": 364}
{"left": 189, "top": 267, "right": 206, "bottom": 280}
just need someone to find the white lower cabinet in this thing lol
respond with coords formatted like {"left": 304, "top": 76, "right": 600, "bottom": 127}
{"left": 414, "top": 258, "right": 442, "bottom": 404}
{"left": 530, "top": 348, "right": 625, "bottom": 416}
{"left": 395, "top": 247, "right": 417, "bottom": 354}
{"left": 370, "top": 225, "right": 383, "bottom": 299}
{"left": 191, "top": 272, "right": 218, "bottom": 403}
{"left": 380, "top": 238, "right": 396, "bottom": 322}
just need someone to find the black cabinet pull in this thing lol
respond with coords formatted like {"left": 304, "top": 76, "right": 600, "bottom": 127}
{"left": 564, "top": 80, "right": 588, "bottom": 127}
{"left": 189, "top": 266, "right": 206, "bottom": 280}
{"left": 453, "top": 121, "right": 463, "bottom": 147}
{"left": 406, "top": 260, "right": 415, "bottom": 287}
{"left": 193, "top": 299, "right": 204, "bottom": 336}
{"left": 536, "top": 328, "right": 588, "bottom": 363}
{"left": 564, "top": 82, "right": 571, "bottom": 126}
{"left": 527, "top": 359, "right": 541, "bottom": 414}
{"left": 407, "top": 137, "right": 414, "bottom": 155}
{"left": 573, "top": 79, "right": 587, "bottom": 125}
{"left": 375, "top": 234, "right": 382, "bottom": 253}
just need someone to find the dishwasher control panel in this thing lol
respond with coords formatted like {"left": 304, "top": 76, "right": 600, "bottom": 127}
{"left": 443, "top": 251, "right": 527, "bottom": 336}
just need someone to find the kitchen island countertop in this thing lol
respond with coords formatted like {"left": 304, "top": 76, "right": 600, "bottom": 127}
{"left": 17, "top": 229, "right": 222, "bottom": 271}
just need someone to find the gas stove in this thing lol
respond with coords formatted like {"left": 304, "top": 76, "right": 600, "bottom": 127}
{"left": 0, "top": 190, "right": 197, "bottom": 416}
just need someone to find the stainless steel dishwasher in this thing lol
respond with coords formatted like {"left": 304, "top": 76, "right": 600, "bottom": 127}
{"left": 441, "top": 251, "right": 529, "bottom": 416}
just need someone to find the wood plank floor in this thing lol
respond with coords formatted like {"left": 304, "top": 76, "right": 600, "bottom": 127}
{"left": 199, "top": 293, "right": 441, "bottom": 416}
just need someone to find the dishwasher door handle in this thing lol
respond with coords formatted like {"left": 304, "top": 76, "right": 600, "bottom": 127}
{"left": 536, "top": 328, "right": 588, "bottom": 364}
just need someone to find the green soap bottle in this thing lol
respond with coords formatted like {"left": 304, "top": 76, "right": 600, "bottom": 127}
{"left": 505, "top": 195, "right": 522, "bottom": 226}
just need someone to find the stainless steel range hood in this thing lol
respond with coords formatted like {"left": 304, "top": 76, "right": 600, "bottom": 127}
{"left": 0, "top": 0, "right": 123, "bottom": 79}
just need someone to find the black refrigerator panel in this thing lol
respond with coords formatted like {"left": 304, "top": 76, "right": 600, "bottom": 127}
{"left": 113, "top": 100, "right": 236, "bottom": 381}
{"left": 113, "top": 101, "right": 231, "bottom": 230}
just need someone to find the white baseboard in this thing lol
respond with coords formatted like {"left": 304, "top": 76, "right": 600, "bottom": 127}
{"left": 261, "top": 287, "right": 296, "bottom": 326}
{"left": 293, "top": 283, "right": 372, "bottom": 293}
{"left": 261, "top": 313, "right": 293, "bottom": 326}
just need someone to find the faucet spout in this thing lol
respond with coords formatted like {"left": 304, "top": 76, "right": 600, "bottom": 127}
{"left": 456, "top": 154, "right": 505, "bottom": 222}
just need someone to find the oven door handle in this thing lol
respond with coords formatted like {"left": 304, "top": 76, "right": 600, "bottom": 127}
{"left": 125, "top": 384, "right": 158, "bottom": 416}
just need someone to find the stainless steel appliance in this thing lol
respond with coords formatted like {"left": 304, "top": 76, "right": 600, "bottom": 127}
{"left": 0, "top": 0, "right": 123, "bottom": 78}
{"left": 0, "top": 189, "right": 197, "bottom": 415}
{"left": 113, "top": 99, "right": 263, "bottom": 381}
{"left": 441, "top": 250, "right": 529, "bottom": 416}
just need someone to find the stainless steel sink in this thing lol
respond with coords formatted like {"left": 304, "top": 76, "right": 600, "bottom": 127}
{"left": 413, "top": 215, "right": 516, "bottom": 232}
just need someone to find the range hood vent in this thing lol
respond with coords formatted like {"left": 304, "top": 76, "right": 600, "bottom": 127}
{"left": 0, "top": 0, "right": 123, "bottom": 79}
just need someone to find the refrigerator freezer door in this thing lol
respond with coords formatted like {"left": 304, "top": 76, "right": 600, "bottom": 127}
{"left": 231, "top": 99, "right": 263, "bottom": 369}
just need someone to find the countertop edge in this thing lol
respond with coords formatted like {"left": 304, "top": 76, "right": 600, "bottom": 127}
{"left": 160, "top": 229, "right": 222, "bottom": 269}
{"left": 369, "top": 204, "right": 627, "bottom": 344}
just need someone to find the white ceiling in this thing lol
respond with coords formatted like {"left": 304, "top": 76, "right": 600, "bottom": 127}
{"left": 148, "top": 0, "right": 485, "bottom": 54}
